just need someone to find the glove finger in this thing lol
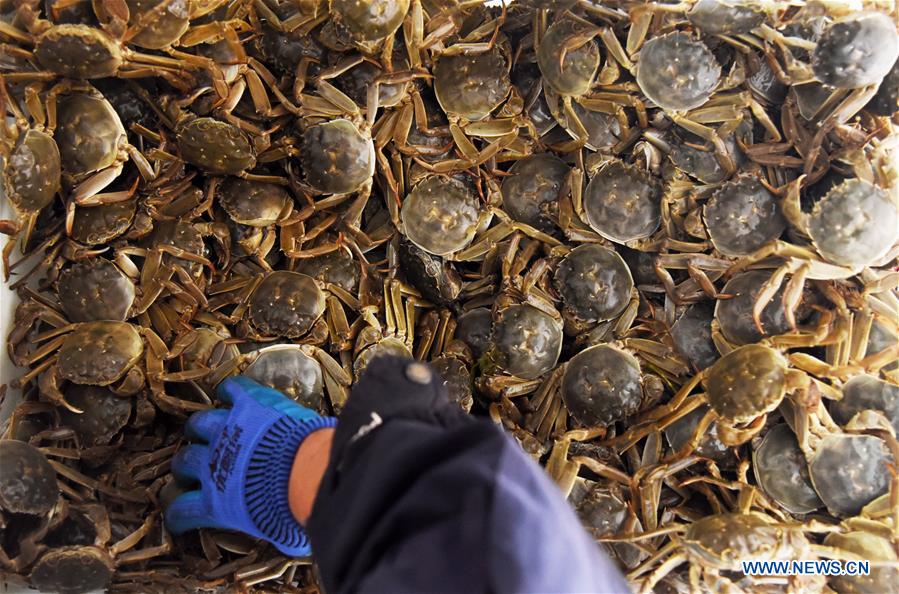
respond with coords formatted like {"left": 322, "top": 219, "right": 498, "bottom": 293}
{"left": 172, "top": 444, "right": 209, "bottom": 485}
{"left": 164, "top": 490, "right": 224, "bottom": 534}
{"left": 185, "top": 409, "right": 229, "bottom": 443}
{"left": 217, "top": 375, "right": 265, "bottom": 405}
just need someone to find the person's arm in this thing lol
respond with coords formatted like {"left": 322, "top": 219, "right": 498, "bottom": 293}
{"left": 304, "top": 356, "right": 630, "bottom": 594}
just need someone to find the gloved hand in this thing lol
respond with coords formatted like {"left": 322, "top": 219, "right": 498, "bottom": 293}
{"left": 164, "top": 376, "right": 337, "bottom": 556}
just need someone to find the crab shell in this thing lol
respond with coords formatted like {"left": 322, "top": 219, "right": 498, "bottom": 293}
{"left": 218, "top": 177, "right": 292, "bottom": 227}
{"left": 808, "top": 434, "right": 893, "bottom": 517}
{"left": 702, "top": 344, "right": 787, "bottom": 424}
{"left": 243, "top": 345, "right": 325, "bottom": 411}
{"left": 34, "top": 24, "right": 122, "bottom": 79}
{"left": 686, "top": 0, "right": 766, "bottom": 35}
{"left": 807, "top": 178, "right": 899, "bottom": 270}
{"left": 811, "top": 12, "right": 899, "bottom": 89}
{"left": 57, "top": 259, "right": 135, "bottom": 323}
{"left": 126, "top": 0, "right": 191, "bottom": 49}
{"left": 670, "top": 301, "right": 719, "bottom": 371}
{"left": 295, "top": 247, "right": 360, "bottom": 294}
{"left": 500, "top": 153, "right": 569, "bottom": 231}
{"left": 353, "top": 336, "right": 412, "bottom": 380}
{"left": 57, "top": 321, "right": 144, "bottom": 386}
{"left": 3, "top": 129, "right": 61, "bottom": 215}
{"left": 70, "top": 199, "right": 137, "bottom": 245}
{"left": 554, "top": 244, "right": 633, "bottom": 326}
{"left": 752, "top": 424, "right": 822, "bottom": 514}
{"left": 248, "top": 271, "right": 326, "bottom": 338}
{"left": 715, "top": 270, "right": 794, "bottom": 346}
{"left": 178, "top": 117, "right": 257, "bottom": 175}
{"left": 300, "top": 119, "right": 375, "bottom": 194}
{"left": 562, "top": 344, "right": 643, "bottom": 426}
{"left": 455, "top": 308, "right": 493, "bottom": 359}
{"left": 583, "top": 161, "right": 661, "bottom": 244}
{"left": 57, "top": 385, "right": 132, "bottom": 447}
{"left": 665, "top": 404, "right": 731, "bottom": 463}
{"left": 434, "top": 45, "right": 511, "bottom": 121}
{"left": 684, "top": 512, "right": 803, "bottom": 570}
{"left": 0, "top": 440, "right": 59, "bottom": 515}
{"left": 331, "top": 0, "right": 410, "bottom": 42}
{"left": 488, "top": 303, "right": 563, "bottom": 380}
{"left": 54, "top": 92, "right": 126, "bottom": 178}
{"left": 29, "top": 545, "right": 114, "bottom": 594}
{"left": 830, "top": 374, "right": 899, "bottom": 435}
{"left": 703, "top": 174, "right": 786, "bottom": 256}
{"left": 537, "top": 19, "right": 600, "bottom": 96}
{"left": 400, "top": 175, "right": 480, "bottom": 257}
{"left": 635, "top": 32, "right": 720, "bottom": 112}
{"left": 824, "top": 531, "right": 899, "bottom": 593}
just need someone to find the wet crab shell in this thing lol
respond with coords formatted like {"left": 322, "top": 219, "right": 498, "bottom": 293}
{"left": 686, "top": 0, "right": 766, "bottom": 35}
{"left": 0, "top": 440, "right": 59, "bottom": 515}
{"left": 4, "top": 129, "right": 61, "bottom": 215}
{"left": 830, "top": 374, "right": 899, "bottom": 436}
{"left": 808, "top": 434, "right": 893, "bottom": 517}
{"left": 546, "top": 93, "right": 622, "bottom": 152}
{"left": 561, "top": 344, "right": 643, "bottom": 426}
{"left": 704, "top": 175, "right": 786, "bottom": 256}
{"left": 684, "top": 513, "right": 800, "bottom": 570}
{"left": 295, "top": 247, "right": 360, "bottom": 295}
{"left": 715, "top": 270, "right": 795, "bottom": 346}
{"left": 500, "top": 153, "right": 569, "bottom": 231}
{"left": 823, "top": 531, "right": 899, "bottom": 593}
{"left": 218, "top": 177, "right": 292, "bottom": 227}
{"left": 70, "top": 199, "right": 137, "bottom": 245}
{"left": 243, "top": 345, "right": 325, "bottom": 411}
{"left": 248, "top": 271, "right": 326, "bottom": 338}
{"left": 455, "top": 308, "right": 493, "bottom": 359}
{"left": 434, "top": 45, "right": 511, "bottom": 121}
{"left": 400, "top": 175, "right": 480, "bottom": 257}
{"left": 33, "top": 24, "right": 123, "bottom": 79}
{"left": 665, "top": 404, "right": 731, "bottom": 463}
{"left": 635, "top": 32, "right": 721, "bottom": 112}
{"left": 54, "top": 92, "right": 126, "bottom": 177}
{"left": 537, "top": 19, "right": 600, "bottom": 96}
{"left": 57, "top": 258, "right": 135, "bottom": 323}
{"left": 866, "top": 60, "right": 899, "bottom": 116}
{"left": 670, "top": 121, "right": 751, "bottom": 182}
{"left": 126, "top": 0, "right": 191, "bottom": 50}
{"left": 575, "top": 486, "right": 645, "bottom": 568}
{"left": 150, "top": 220, "right": 208, "bottom": 277}
{"left": 354, "top": 336, "right": 412, "bottom": 380}
{"left": 178, "top": 117, "right": 257, "bottom": 175}
{"left": 29, "top": 545, "right": 115, "bottom": 594}
{"left": 57, "top": 321, "right": 144, "bottom": 386}
{"left": 488, "top": 304, "right": 563, "bottom": 380}
{"left": 58, "top": 385, "right": 132, "bottom": 447}
{"left": 670, "top": 301, "right": 719, "bottom": 371}
{"left": 703, "top": 344, "right": 787, "bottom": 424}
{"left": 553, "top": 244, "right": 633, "bottom": 324}
{"left": 811, "top": 12, "right": 899, "bottom": 89}
{"left": 807, "top": 178, "right": 899, "bottom": 270}
{"left": 583, "top": 161, "right": 661, "bottom": 244}
{"left": 752, "top": 424, "right": 822, "bottom": 514}
{"left": 431, "top": 356, "right": 473, "bottom": 412}
{"left": 396, "top": 238, "right": 462, "bottom": 307}
{"left": 331, "top": 0, "right": 410, "bottom": 42}
{"left": 300, "top": 119, "right": 375, "bottom": 194}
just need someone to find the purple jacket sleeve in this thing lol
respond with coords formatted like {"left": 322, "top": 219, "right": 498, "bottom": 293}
{"left": 306, "top": 356, "right": 631, "bottom": 594}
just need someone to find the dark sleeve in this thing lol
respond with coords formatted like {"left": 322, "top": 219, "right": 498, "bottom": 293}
{"left": 306, "top": 356, "right": 630, "bottom": 594}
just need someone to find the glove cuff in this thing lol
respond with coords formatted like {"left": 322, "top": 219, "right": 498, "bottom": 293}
{"left": 244, "top": 415, "right": 337, "bottom": 555}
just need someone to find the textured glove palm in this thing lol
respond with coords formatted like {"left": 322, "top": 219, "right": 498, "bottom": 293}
{"left": 165, "top": 376, "right": 336, "bottom": 556}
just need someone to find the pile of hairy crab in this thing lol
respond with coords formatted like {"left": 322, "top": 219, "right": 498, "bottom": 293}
{"left": 1, "top": 0, "right": 898, "bottom": 591}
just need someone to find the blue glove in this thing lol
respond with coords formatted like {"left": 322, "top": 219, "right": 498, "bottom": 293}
{"left": 164, "top": 376, "right": 337, "bottom": 556}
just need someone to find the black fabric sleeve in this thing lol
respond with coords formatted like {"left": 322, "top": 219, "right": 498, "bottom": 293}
{"left": 306, "top": 356, "right": 630, "bottom": 594}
